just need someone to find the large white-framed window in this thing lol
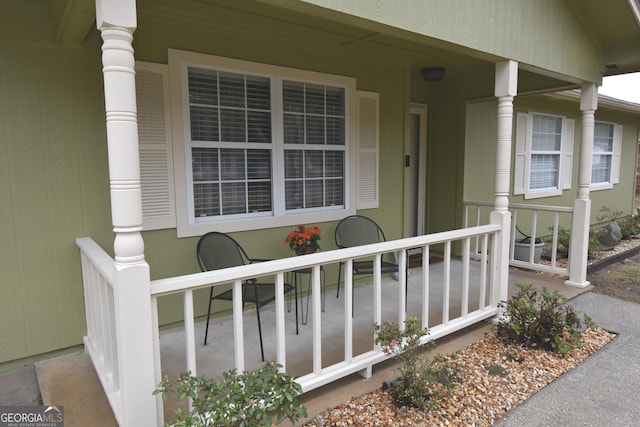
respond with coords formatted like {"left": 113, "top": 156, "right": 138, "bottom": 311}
{"left": 514, "top": 112, "right": 574, "bottom": 199}
{"left": 168, "top": 49, "right": 360, "bottom": 236}
{"left": 591, "top": 121, "right": 623, "bottom": 190}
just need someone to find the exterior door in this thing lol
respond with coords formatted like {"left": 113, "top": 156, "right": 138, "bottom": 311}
{"left": 409, "top": 104, "right": 427, "bottom": 237}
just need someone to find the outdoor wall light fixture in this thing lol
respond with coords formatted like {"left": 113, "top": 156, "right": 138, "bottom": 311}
{"left": 421, "top": 66, "right": 446, "bottom": 81}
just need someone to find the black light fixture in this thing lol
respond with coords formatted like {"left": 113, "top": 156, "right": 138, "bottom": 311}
{"left": 421, "top": 66, "right": 446, "bottom": 81}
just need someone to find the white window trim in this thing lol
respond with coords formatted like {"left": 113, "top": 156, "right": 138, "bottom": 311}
{"left": 513, "top": 112, "right": 574, "bottom": 199}
{"left": 168, "top": 49, "right": 358, "bottom": 237}
{"left": 590, "top": 121, "right": 622, "bottom": 191}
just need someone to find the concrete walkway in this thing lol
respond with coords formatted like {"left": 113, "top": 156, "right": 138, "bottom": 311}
{"left": 495, "top": 292, "right": 640, "bottom": 427}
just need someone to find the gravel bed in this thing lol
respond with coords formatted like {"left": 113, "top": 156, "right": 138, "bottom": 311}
{"left": 301, "top": 328, "right": 614, "bottom": 426}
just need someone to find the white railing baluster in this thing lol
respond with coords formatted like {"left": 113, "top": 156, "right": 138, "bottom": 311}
{"left": 443, "top": 241, "right": 451, "bottom": 324}
{"left": 463, "top": 200, "right": 572, "bottom": 276}
{"left": 232, "top": 280, "right": 244, "bottom": 372}
{"left": 479, "top": 233, "right": 488, "bottom": 309}
{"left": 552, "top": 213, "right": 560, "bottom": 268}
{"left": 183, "top": 289, "right": 196, "bottom": 412}
{"left": 421, "top": 245, "right": 430, "bottom": 330}
{"left": 461, "top": 237, "right": 470, "bottom": 317}
{"left": 344, "top": 260, "right": 353, "bottom": 363}
{"left": 275, "top": 273, "right": 287, "bottom": 368}
{"left": 184, "top": 290, "right": 196, "bottom": 377}
{"left": 311, "top": 266, "right": 322, "bottom": 373}
{"left": 397, "top": 250, "right": 407, "bottom": 325}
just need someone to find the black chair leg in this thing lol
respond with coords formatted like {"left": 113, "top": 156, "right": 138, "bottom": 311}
{"left": 254, "top": 304, "right": 266, "bottom": 362}
{"left": 203, "top": 287, "right": 214, "bottom": 345}
{"left": 336, "top": 262, "right": 342, "bottom": 297}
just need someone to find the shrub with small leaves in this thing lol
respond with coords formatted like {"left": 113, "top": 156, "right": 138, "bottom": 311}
{"left": 373, "top": 317, "right": 459, "bottom": 410}
{"left": 154, "top": 360, "right": 306, "bottom": 427}
{"left": 496, "top": 284, "right": 595, "bottom": 355}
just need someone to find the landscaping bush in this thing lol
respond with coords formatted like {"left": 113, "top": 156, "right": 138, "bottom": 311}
{"left": 154, "top": 360, "right": 306, "bottom": 427}
{"left": 373, "top": 317, "right": 459, "bottom": 410}
{"left": 496, "top": 284, "right": 595, "bottom": 355}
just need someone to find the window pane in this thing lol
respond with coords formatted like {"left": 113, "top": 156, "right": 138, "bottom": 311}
{"left": 532, "top": 114, "right": 562, "bottom": 151}
{"left": 221, "top": 182, "right": 246, "bottom": 214}
{"left": 246, "top": 76, "right": 270, "bottom": 110}
{"left": 247, "top": 149, "right": 271, "bottom": 180}
{"left": 220, "top": 149, "right": 246, "bottom": 181}
{"left": 283, "top": 81, "right": 305, "bottom": 113}
{"left": 306, "top": 84, "right": 325, "bottom": 114}
{"left": 194, "top": 183, "right": 220, "bottom": 217}
{"left": 306, "top": 116, "right": 325, "bottom": 145}
{"left": 190, "top": 106, "right": 218, "bottom": 141}
{"left": 530, "top": 154, "right": 559, "bottom": 189}
{"left": 592, "top": 154, "right": 612, "bottom": 184}
{"left": 219, "top": 72, "right": 245, "bottom": 108}
{"left": 247, "top": 111, "right": 271, "bottom": 143}
{"left": 326, "top": 86, "right": 345, "bottom": 115}
{"left": 284, "top": 150, "right": 303, "bottom": 179}
{"left": 188, "top": 68, "right": 217, "bottom": 105}
{"left": 283, "top": 113, "right": 304, "bottom": 144}
{"left": 304, "top": 151, "right": 324, "bottom": 178}
{"left": 325, "top": 151, "right": 344, "bottom": 177}
{"left": 326, "top": 116, "right": 345, "bottom": 145}
{"left": 220, "top": 108, "right": 246, "bottom": 142}
{"left": 248, "top": 181, "right": 272, "bottom": 212}
{"left": 593, "top": 122, "right": 613, "bottom": 153}
{"left": 325, "top": 178, "right": 343, "bottom": 206}
{"left": 305, "top": 180, "right": 324, "bottom": 207}
{"left": 192, "top": 148, "right": 218, "bottom": 181}
{"left": 285, "top": 181, "right": 303, "bottom": 209}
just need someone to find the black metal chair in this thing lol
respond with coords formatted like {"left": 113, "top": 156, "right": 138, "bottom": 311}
{"left": 198, "top": 232, "right": 297, "bottom": 362}
{"left": 335, "top": 215, "right": 406, "bottom": 312}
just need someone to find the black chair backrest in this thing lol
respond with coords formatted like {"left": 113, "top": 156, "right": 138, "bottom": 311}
{"left": 196, "top": 232, "right": 248, "bottom": 272}
{"left": 335, "top": 215, "right": 387, "bottom": 249}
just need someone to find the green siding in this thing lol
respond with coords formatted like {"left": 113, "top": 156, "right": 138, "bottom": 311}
{"left": 463, "top": 97, "right": 640, "bottom": 227}
{"left": 0, "top": 36, "right": 113, "bottom": 366}
{"left": 302, "top": 0, "right": 602, "bottom": 83}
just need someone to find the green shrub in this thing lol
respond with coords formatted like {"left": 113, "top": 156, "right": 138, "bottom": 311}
{"left": 496, "top": 284, "right": 595, "bottom": 355}
{"left": 373, "top": 317, "right": 459, "bottom": 410}
{"left": 551, "top": 226, "right": 607, "bottom": 260}
{"left": 616, "top": 215, "right": 640, "bottom": 239}
{"left": 154, "top": 361, "right": 306, "bottom": 427}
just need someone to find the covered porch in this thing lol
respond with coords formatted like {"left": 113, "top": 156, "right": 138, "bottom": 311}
{"left": 60, "top": 253, "right": 588, "bottom": 426}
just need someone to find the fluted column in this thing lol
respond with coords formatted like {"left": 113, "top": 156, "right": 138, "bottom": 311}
{"left": 490, "top": 60, "right": 517, "bottom": 313}
{"left": 566, "top": 83, "right": 597, "bottom": 288}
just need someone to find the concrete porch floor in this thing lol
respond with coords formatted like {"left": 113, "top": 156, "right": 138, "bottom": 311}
{"left": 1, "top": 265, "right": 589, "bottom": 427}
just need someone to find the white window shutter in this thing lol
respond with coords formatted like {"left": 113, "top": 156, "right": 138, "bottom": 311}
{"left": 135, "top": 62, "right": 176, "bottom": 230}
{"left": 560, "top": 118, "right": 574, "bottom": 190}
{"left": 611, "top": 124, "right": 623, "bottom": 184}
{"left": 513, "top": 112, "right": 528, "bottom": 195}
{"left": 357, "top": 91, "right": 379, "bottom": 209}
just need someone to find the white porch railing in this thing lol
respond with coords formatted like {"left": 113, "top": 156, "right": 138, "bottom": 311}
{"left": 77, "top": 238, "right": 123, "bottom": 426}
{"left": 463, "top": 200, "right": 573, "bottom": 277}
{"left": 149, "top": 224, "right": 501, "bottom": 394}
{"left": 78, "top": 223, "right": 503, "bottom": 425}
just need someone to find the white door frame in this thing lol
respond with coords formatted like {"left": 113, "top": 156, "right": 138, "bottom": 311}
{"left": 410, "top": 103, "right": 428, "bottom": 236}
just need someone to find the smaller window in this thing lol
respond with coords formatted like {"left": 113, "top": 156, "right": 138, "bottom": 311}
{"left": 591, "top": 122, "right": 614, "bottom": 185}
{"left": 513, "top": 112, "right": 574, "bottom": 199}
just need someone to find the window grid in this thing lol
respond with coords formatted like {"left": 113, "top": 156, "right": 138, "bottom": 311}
{"left": 592, "top": 122, "right": 614, "bottom": 185}
{"left": 530, "top": 114, "right": 562, "bottom": 190}
{"left": 187, "top": 67, "right": 347, "bottom": 221}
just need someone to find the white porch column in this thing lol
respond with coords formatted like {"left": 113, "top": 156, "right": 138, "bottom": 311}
{"left": 96, "top": 1, "right": 160, "bottom": 425}
{"left": 491, "top": 60, "right": 518, "bottom": 313}
{"left": 565, "top": 83, "right": 597, "bottom": 288}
